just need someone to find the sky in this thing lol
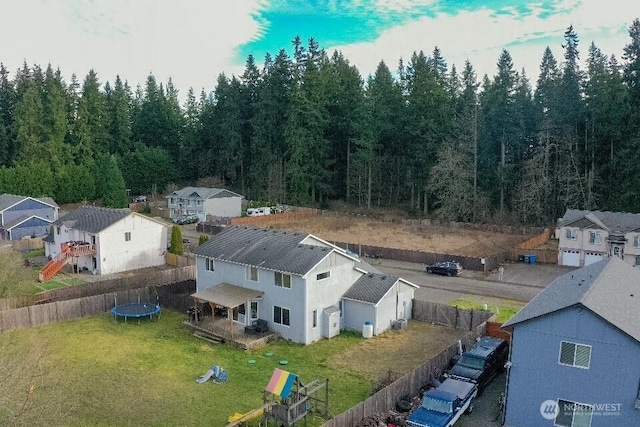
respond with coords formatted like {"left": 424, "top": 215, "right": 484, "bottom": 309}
{"left": 1, "top": 0, "right": 638, "bottom": 102}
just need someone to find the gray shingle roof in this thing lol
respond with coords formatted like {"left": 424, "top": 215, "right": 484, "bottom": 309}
{"left": 0, "top": 193, "right": 58, "bottom": 211}
{"left": 343, "top": 272, "right": 401, "bottom": 304}
{"left": 4, "top": 214, "right": 53, "bottom": 229}
{"left": 54, "top": 206, "right": 131, "bottom": 233}
{"left": 559, "top": 209, "right": 640, "bottom": 233}
{"left": 193, "top": 226, "right": 332, "bottom": 276}
{"left": 503, "top": 257, "right": 640, "bottom": 342}
{"left": 167, "top": 187, "right": 241, "bottom": 200}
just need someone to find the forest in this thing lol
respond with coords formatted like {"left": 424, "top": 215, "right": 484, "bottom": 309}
{"left": 0, "top": 20, "right": 639, "bottom": 225}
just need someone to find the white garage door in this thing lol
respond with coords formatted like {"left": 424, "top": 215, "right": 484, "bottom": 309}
{"left": 584, "top": 252, "right": 604, "bottom": 265}
{"left": 562, "top": 250, "right": 580, "bottom": 266}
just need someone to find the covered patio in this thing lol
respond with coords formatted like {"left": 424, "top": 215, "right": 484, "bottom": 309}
{"left": 186, "top": 283, "right": 278, "bottom": 350}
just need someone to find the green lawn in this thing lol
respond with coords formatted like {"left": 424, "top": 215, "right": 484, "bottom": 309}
{"left": 0, "top": 311, "right": 371, "bottom": 426}
{"left": 447, "top": 298, "right": 523, "bottom": 323}
{"left": 1, "top": 251, "right": 86, "bottom": 296}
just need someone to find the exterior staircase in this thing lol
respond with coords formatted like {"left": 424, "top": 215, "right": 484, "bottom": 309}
{"left": 38, "top": 242, "right": 96, "bottom": 282}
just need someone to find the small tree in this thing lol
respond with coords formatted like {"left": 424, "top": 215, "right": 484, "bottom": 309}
{"left": 169, "top": 225, "right": 184, "bottom": 255}
{"left": 198, "top": 234, "right": 209, "bottom": 245}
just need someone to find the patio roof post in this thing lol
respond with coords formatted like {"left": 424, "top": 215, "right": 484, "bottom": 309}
{"left": 229, "top": 309, "right": 233, "bottom": 338}
{"left": 193, "top": 297, "right": 200, "bottom": 322}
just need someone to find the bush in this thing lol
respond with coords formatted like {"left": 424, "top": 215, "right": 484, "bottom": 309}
{"left": 198, "top": 234, "right": 209, "bottom": 245}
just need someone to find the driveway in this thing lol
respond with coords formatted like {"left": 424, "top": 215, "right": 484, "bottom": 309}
{"left": 457, "top": 372, "right": 506, "bottom": 427}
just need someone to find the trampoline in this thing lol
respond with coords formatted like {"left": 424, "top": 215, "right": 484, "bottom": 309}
{"left": 112, "top": 301, "right": 161, "bottom": 322}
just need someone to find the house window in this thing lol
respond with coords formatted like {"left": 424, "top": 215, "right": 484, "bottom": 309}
{"left": 205, "top": 258, "right": 215, "bottom": 271}
{"left": 124, "top": 232, "right": 131, "bottom": 242}
{"left": 634, "top": 235, "right": 640, "bottom": 248}
{"left": 187, "top": 200, "right": 191, "bottom": 206}
{"left": 273, "top": 306, "right": 290, "bottom": 326}
{"left": 197, "top": 200, "right": 201, "bottom": 206}
{"left": 313, "top": 310, "right": 317, "bottom": 328}
{"left": 275, "top": 272, "right": 291, "bottom": 288}
{"left": 565, "top": 229, "right": 577, "bottom": 240}
{"left": 635, "top": 256, "right": 640, "bottom": 267}
{"left": 588, "top": 231, "right": 602, "bottom": 245}
{"left": 555, "top": 399, "right": 593, "bottom": 427}
{"left": 246, "top": 266, "right": 258, "bottom": 282}
{"left": 338, "top": 300, "right": 344, "bottom": 318}
{"left": 559, "top": 341, "right": 591, "bottom": 369}
{"left": 316, "top": 271, "right": 331, "bottom": 281}
{"left": 57, "top": 226, "right": 61, "bottom": 235}
{"left": 170, "top": 198, "right": 175, "bottom": 204}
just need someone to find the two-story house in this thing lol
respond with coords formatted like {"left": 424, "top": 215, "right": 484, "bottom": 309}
{"left": 192, "top": 226, "right": 417, "bottom": 344}
{"left": 42, "top": 206, "right": 168, "bottom": 280}
{"left": 556, "top": 209, "right": 640, "bottom": 267}
{"left": 166, "top": 187, "right": 242, "bottom": 220}
{"left": 0, "top": 193, "right": 58, "bottom": 240}
{"left": 502, "top": 257, "right": 640, "bottom": 426}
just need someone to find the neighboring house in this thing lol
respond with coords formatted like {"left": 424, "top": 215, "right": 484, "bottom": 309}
{"left": 556, "top": 209, "right": 640, "bottom": 267}
{"left": 43, "top": 205, "right": 168, "bottom": 276}
{"left": 166, "top": 187, "right": 242, "bottom": 220}
{"left": 0, "top": 193, "right": 59, "bottom": 240}
{"left": 193, "top": 226, "right": 417, "bottom": 345}
{"left": 503, "top": 257, "right": 640, "bottom": 427}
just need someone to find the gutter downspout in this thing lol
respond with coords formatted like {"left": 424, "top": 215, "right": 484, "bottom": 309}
{"left": 502, "top": 328, "right": 514, "bottom": 426}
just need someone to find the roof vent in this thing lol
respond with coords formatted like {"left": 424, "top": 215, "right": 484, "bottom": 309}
{"left": 368, "top": 273, "right": 374, "bottom": 278}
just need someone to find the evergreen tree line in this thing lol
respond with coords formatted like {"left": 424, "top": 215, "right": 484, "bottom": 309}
{"left": 0, "top": 21, "right": 639, "bottom": 223}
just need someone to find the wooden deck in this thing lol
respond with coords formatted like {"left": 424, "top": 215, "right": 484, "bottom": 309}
{"left": 183, "top": 316, "right": 280, "bottom": 350}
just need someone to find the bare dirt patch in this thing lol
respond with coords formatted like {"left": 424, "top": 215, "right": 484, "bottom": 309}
{"left": 328, "top": 320, "right": 467, "bottom": 381}
{"left": 267, "top": 215, "right": 532, "bottom": 257}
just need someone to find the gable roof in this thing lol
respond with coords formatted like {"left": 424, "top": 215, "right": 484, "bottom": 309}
{"left": 193, "top": 226, "right": 337, "bottom": 276}
{"left": 53, "top": 206, "right": 131, "bottom": 233}
{"left": 343, "top": 272, "right": 418, "bottom": 305}
{"left": 167, "top": 187, "right": 242, "bottom": 200}
{"left": 503, "top": 257, "right": 640, "bottom": 342}
{"left": 559, "top": 209, "right": 640, "bottom": 233}
{"left": 0, "top": 193, "right": 58, "bottom": 211}
{"left": 4, "top": 215, "right": 53, "bottom": 230}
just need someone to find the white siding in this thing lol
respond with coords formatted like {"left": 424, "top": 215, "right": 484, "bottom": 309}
{"left": 203, "top": 196, "right": 241, "bottom": 218}
{"left": 374, "top": 282, "right": 414, "bottom": 334}
{"left": 97, "top": 215, "right": 167, "bottom": 275}
{"left": 343, "top": 300, "right": 375, "bottom": 334}
{"left": 304, "top": 252, "right": 360, "bottom": 344}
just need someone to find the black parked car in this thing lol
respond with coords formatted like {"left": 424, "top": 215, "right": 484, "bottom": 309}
{"left": 446, "top": 336, "right": 509, "bottom": 394}
{"left": 426, "top": 261, "right": 463, "bottom": 276}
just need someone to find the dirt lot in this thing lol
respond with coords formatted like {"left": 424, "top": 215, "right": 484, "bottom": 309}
{"left": 264, "top": 215, "right": 533, "bottom": 257}
{"left": 328, "top": 320, "right": 468, "bottom": 381}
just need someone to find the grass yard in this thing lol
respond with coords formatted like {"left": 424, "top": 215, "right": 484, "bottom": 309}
{"left": 447, "top": 297, "right": 524, "bottom": 323}
{"left": 0, "top": 310, "right": 375, "bottom": 426}
{"left": 0, "top": 250, "right": 86, "bottom": 296}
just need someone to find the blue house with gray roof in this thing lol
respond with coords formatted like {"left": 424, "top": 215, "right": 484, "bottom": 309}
{"left": 0, "top": 193, "right": 58, "bottom": 240}
{"left": 193, "top": 226, "right": 417, "bottom": 344}
{"left": 503, "top": 257, "right": 640, "bottom": 426}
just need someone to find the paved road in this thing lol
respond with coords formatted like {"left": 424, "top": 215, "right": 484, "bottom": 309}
{"left": 372, "top": 259, "right": 573, "bottom": 304}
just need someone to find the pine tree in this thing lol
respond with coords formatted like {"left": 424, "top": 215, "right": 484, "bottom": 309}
{"left": 101, "top": 155, "right": 128, "bottom": 208}
{"left": 169, "top": 225, "right": 184, "bottom": 255}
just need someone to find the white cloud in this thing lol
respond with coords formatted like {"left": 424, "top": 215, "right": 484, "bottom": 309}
{"left": 1, "top": 0, "right": 266, "bottom": 100}
{"left": 327, "top": 0, "right": 637, "bottom": 83}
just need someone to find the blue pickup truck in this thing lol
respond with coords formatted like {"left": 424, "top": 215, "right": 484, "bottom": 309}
{"left": 406, "top": 378, "right": 477, "bottom": 427}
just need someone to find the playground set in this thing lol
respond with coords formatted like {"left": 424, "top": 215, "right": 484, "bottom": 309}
{"left": 226, "top": 368, "right": 329, "bottom": 426}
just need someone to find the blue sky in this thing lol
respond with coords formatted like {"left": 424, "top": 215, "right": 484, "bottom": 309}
{"left": 1, "top": 0, "right": 637, "bottom": 102}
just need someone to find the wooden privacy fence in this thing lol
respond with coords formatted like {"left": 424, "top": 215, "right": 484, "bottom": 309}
{"left": 322, "top": 317, "right": 495, "bottom": 427}
{"left": 0, "top": 280, "right": 196, "bottom": 333}
{"left": 486, "top": 321, "right": 513, "bottom": 344}
{"left": 508, "top": 248, "right": 558, "bottom": 264}
{"left": 517, "top": 228, "right": 551, "bottom": 250}
{"left": 412, "top": 300, "right": 495, "bottom": 330}
{"left": 0, "top": 266, "right": 195, "bottom": 311}
{"left": 230, "top": 208, "right": 319, "bottom": 226}
{"left": 11, "top": 238, "right": 44, "bottom": 251}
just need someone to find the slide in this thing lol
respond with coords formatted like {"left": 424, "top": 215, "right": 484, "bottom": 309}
{"left": 196, "top": 369, "right": 215, "bottom": 384}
